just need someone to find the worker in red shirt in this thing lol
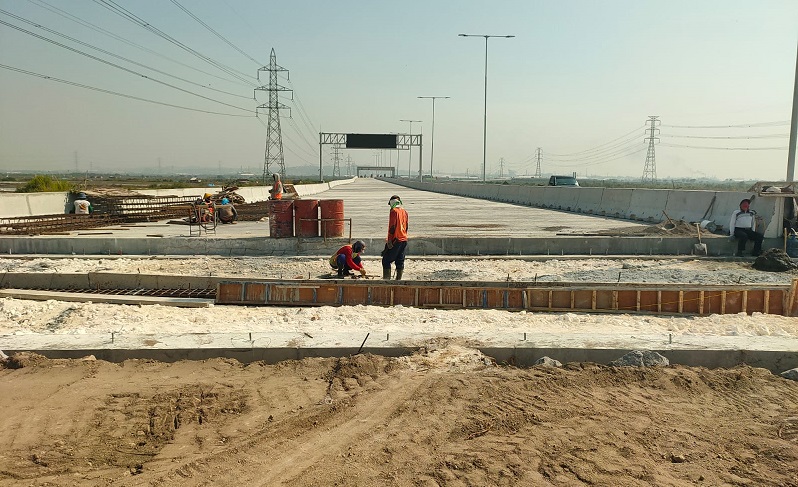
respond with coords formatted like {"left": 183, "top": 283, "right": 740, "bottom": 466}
{"left": 382, "top": 195, "right": 408, "bottom": 280}
{"left": 329, "top": 240, "right": 367, "bottom": 278}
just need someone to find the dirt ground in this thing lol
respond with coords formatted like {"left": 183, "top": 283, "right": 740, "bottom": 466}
{"left": 2, "top": 347, "right": 797, "bottom": 487}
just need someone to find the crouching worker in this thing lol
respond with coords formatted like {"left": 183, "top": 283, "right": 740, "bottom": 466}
{"left": 730, "top": 198, "right": 764, "bottom": 257}
{"left": 329, "top": 240, "right": 367, "bottom": 278}
{"left": 218, "top": 197, "right": 238, "bottom": 224}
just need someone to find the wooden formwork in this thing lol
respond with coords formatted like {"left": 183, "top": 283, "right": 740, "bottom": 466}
{"left": 217, "top": 279, "right": 798, "bottom": 317}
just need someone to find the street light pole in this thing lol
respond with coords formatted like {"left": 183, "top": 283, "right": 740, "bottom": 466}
{"left": 400, "top": 119, "right": 421, "bottom": 177}
{"left": 459, "top": 33, "right": 515, "bottom": 183}
{"left": 418, "top": 96, "right": 450, "bottom": 178}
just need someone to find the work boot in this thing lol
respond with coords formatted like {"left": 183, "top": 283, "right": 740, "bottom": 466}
{"left": 382, "top": 268, "right": 392, "bottom": 280}
{"left": 395, "top": 269, "right": 403, "bottom": 281}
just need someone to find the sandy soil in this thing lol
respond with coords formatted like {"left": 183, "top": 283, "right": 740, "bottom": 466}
{"left": 2, "top": 256, "right": 798, "bottom": 485}
{"left": 2, "top": 256, "right": 797, "bottom": 285}
{"left": 1, "top": 349, "right": 797, "bottom": 486}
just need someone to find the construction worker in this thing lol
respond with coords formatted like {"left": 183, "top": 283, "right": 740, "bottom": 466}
{"left": 730, "top": 198, "right": 764, "bottom": 257}
{"left": 269, "top": 173, "right": 284, "bottom": 200}
{"left": 198, "top": 193, "right": 215, "bottom": 223}
{"left": 70, "top": 192, "right": 93, "bottom": 214}
{"left": 382, "top": 195, "right": 408, "bottom": 280}
{"left": 330, "top": 240, "right": 367, "bottom": 277}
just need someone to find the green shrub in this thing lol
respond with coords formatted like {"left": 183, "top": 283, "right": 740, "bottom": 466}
{"left": 16, "top": 175, "right": 73, "bottom": 193}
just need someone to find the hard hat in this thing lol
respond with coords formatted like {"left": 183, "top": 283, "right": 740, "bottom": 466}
{"left": 77, "top": 193, "right": 87, "bottom": 199}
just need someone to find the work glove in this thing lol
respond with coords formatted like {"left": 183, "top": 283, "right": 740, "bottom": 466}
{"left": 359, "top": 268, "right": 367, "bottom": 277}
{"left": 386, "top": 239, "right": 394, "bottom": 250}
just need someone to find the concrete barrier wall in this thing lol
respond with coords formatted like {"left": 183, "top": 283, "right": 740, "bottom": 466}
{"left": 575, "top": 187, "right": 604, "bottom": 215}
{"left": 663, "top": 190, "right": 716, "bottom": 222}
{"left": 0, "top": 192, "right": 70, "bottom": 218}
{"left": 629, "top": 189, "right": 670, "bottom": 222}
{"left": 0, "top": 179, "right": 356, "bottom": 218}
{"left": 391, "top": 179, "right": 780, "bottom": 235}
{"left": 598, "top": 188, "right": 634, "bottom": 219}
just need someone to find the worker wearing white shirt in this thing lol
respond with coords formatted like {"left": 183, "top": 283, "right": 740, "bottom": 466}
{"left": 729, "top": 198, "right": 763, "bottom": 257}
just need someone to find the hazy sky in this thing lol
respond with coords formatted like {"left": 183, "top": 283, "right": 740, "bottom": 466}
{"left": 0, "top": 0, "right": 796, "bottom": 180}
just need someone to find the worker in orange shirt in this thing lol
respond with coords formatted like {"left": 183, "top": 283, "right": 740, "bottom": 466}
{"left": 382, "top": 195, "right": 408, "bottom": 280}
{"left": 269, "top": 173, "right": 284, "bottom": 200}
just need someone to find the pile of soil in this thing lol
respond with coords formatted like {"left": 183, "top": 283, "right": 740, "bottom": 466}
{"left": 1, "top": 349, "right": 797, "bottom": 486}
{"left": 753, "top": 248, "right": 798, "bottom": 272}
{"left": 590, "top": 220, "right": 717, "bottom": 238}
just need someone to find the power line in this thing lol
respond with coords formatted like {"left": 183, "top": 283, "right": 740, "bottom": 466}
{"left": 92, "top": 0, "right": 256, "bottom": 86}
{"left": 662, "top": 121, "right": 789, "bottom": 129}
{"left": 547, "top": 146, "right": 648, "bottom": 168}
{"left": 0, "top": 17, "right": 254, "bottom": 112}
{"left": 168, "top": 0, "right": 263, "bottom": 66}
{"left": 0, "top": 8, "right": 251, "bottom": 100}
{"left": 546, "top": 137, "right": 643, "bottom": 162}
{"left": 662, "top": 134, "right": 789, "bottom": 139}
{"left": 660, "top": 143, "right": 788, "bottom": 151}
{"left": 546, "top": 125, "right": 646, "bottom": 157}
{"left": 0, "top": 63, "right": 253, "bottom": 117}
{"left": 257, "top": 116, "right": 315, "bottom": 165}
{"left": 285, "top": 117, "right": 320, "bottom": 156}
{"left": 29, "top": 0, "right": 252, "bottom": 89}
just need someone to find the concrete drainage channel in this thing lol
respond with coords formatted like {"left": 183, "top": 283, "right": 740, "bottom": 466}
{"left": 1, "top": 271, "right": 797, "bottom": 373}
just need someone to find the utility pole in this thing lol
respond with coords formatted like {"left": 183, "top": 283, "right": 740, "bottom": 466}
{"left": 788, "top": 39, "right": 798, "bottom": 182}
{"left": 417, "top": 96, "right": 450, "bottom": 178}
{"left": 74, "top": 151, "right": 78, "bottom": 174}
{"left": 255, "top": 48, "right": 291, "bottom": 184}
{"left": 534, "top": 148, "right": 542, "bottom": 177}
{"left": 400, "top": 119, "right": 421, "bottom": 177}
{"left": 642, "top": 116, "right": 660, "bottom": 182}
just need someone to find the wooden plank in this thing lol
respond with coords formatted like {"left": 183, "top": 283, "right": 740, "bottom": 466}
{"left": 0, "top": 289, "right": 212, "bottom": 308}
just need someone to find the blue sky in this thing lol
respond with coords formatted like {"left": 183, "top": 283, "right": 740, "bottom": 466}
{"left": 0, "top": 0, "right": 796, "bottom": 179}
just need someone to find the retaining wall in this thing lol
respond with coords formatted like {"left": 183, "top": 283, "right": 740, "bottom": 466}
{"left": 395, "top": 180, "right": 782, "bottom": 238}
{"left": 0, "top": 178, "right": 356, "bottom": 218}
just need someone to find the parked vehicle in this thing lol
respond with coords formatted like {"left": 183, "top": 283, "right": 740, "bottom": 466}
{"left": 548, "top": 175, "right": 579, "bottom": 186}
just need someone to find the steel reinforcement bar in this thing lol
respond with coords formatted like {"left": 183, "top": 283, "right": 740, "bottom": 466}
{"left": 216, "top": 279, "right": 798, "bottom": 317}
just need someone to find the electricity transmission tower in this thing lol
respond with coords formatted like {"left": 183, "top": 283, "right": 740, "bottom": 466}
{"left": 499, "top": 157, "right": 505, "bottom": 178}
{"left": 331, "top": 146, "right": 342, "bottom": 177}
{"left": 255, "top": 48, "right": 292, "bottom": 183}
{"left": 534, "top": 147, "right": 542, "bottom": 177}
{"left": 642, "top": 116, "right": 660, "bottom": 182}
{"left": 346, "top": 155, "right": 352, "bottom": 176}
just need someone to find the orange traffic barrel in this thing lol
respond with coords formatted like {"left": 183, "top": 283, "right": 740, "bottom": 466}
{"left": 293, "top": 199, "right": 319, "bottom": 237}
{"left": 267, "top": 200, "right": 294, "bottom": 238}
{"left": 319, "top": 199, "right": 345, "bottom": 238}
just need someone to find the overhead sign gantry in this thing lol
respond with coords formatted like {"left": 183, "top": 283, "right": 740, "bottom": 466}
{"left": 318, "top": 133, "right": 422, "bottom": 182}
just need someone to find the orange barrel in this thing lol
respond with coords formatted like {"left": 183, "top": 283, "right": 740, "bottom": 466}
{"left": 319, "top": 199, "right": 345, "bottom": 238}
{"left": 267, "top": 200, "right": 294, "bottom": 238}
{"left": 293, "top": 199, "right": 319, "bottom": 237}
